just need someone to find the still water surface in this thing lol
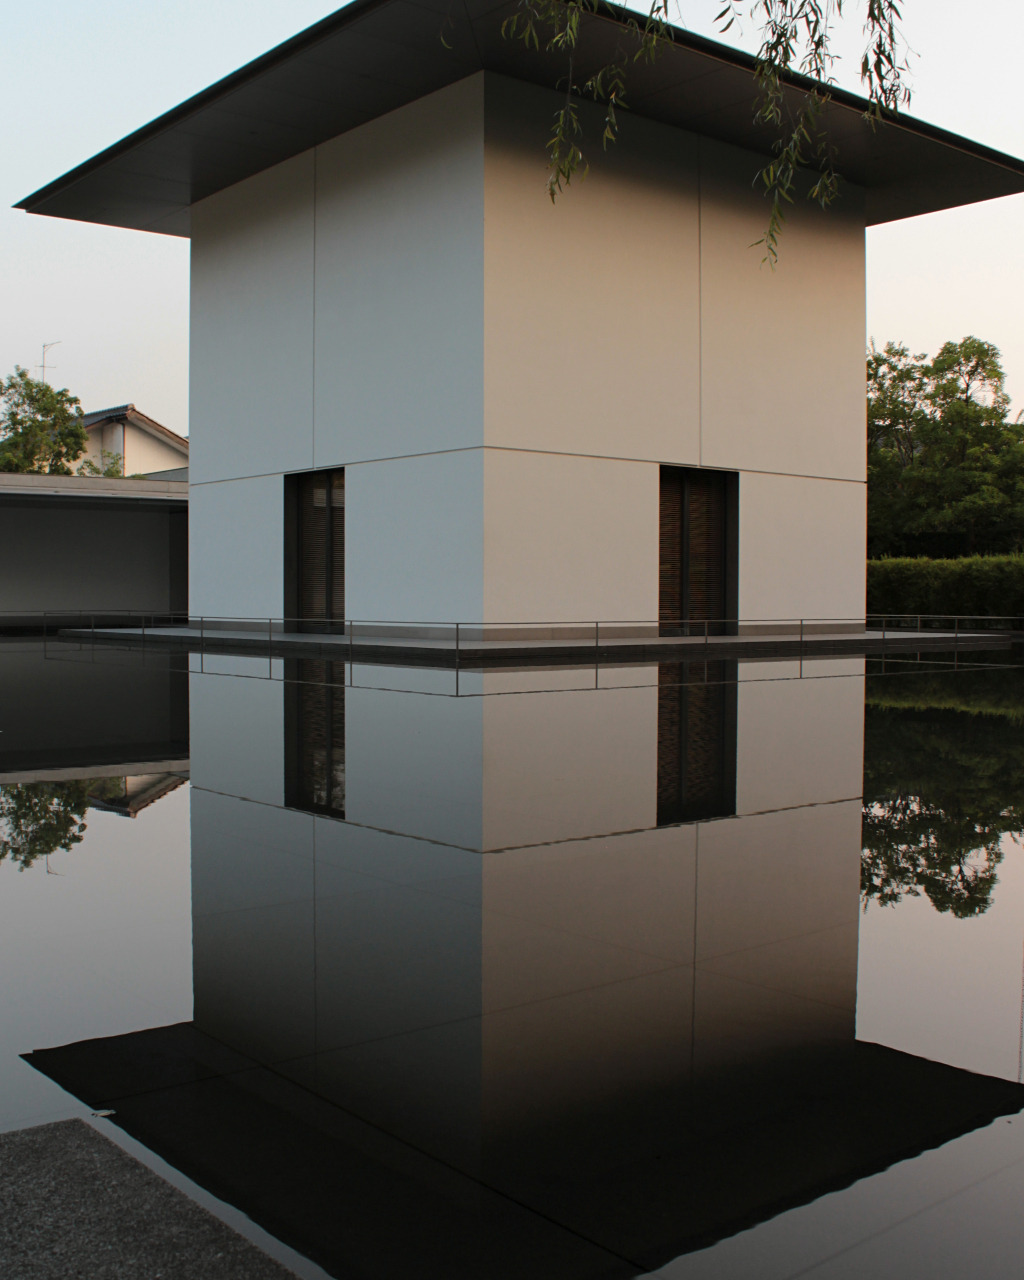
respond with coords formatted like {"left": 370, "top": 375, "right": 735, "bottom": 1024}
{"left": 4, "top": 640, "right": 1024, "bottom": 1278}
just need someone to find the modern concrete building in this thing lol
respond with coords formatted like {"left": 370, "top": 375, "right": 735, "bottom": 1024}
{"left": 81, "top": 405, "right": 189, "bottom": 479}
{"left": 18, "top": 1, "right": 1024, "bottom": 630}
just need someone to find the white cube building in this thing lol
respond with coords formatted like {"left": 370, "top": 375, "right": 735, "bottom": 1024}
{"left": 20, "top": 1, "right": 1024, "bottom": 631}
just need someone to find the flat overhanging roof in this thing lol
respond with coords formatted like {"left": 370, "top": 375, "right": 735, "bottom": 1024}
{"left": 16, "top": 0, "right": 1024, "bottom": 235}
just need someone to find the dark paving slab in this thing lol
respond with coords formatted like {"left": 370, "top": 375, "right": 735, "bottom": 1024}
{"left": 0, "top": 1118, "right": 298, "bottom": 1280}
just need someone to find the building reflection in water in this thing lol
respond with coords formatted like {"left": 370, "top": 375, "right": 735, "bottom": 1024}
{"left": 0, "top": 640, "right": 189, "bottom": 869}
{"left": 27, "top": 656, "right": 1024, "bottom": 1279}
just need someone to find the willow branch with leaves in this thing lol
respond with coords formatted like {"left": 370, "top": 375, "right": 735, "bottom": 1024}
{"left": 501, "top": 1, "right": 911, "bottom": 265}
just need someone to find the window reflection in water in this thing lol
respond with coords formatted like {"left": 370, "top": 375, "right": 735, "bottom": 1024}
{"left": 284, "top": 659, "right": 345, "bottom": 819}
{"left": 657, "top": 661, "right": 737, "bottom": 825}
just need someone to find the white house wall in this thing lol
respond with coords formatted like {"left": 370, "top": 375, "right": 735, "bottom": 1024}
{"left": 126, "top": 428, "right": 189, "bottom": 476}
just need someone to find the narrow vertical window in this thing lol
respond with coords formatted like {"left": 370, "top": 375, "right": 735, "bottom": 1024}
{"left": 288, "top": 468, "right": 345, "bottom": 632}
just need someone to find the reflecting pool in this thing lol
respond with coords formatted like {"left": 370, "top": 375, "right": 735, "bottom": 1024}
{"left": 5, "top": 639, "right": 1024, "bottom": 1278}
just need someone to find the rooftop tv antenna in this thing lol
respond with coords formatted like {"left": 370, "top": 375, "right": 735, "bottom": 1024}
{"left": 38, "top": 340, "right": 61, "bottom": 384}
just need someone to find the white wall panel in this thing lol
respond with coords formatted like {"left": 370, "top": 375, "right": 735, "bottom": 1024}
{"left": 737, "top": 471, "right": 866, "bottom": 622}
{"left": 345, "top": 450, "right": 484, "bottom": 624}
{"left": 481, "top": 683, "right": 658, "bottom": 849}
{"left": 345, "top": 686, "right": 484, "bottom": 850}
{"left": 189, "top": 474, "right": 283, "bottom": 619}
{"left": 699, "top": 139, "right": 866, "bottom": 482}
{"left": 313, "top": 77, "right": 485, "bottom": 467}
{"left": 694, "top": 801, "right": 861, "bottom": 1055}
{"left": 735, "top": 666, "right": 865, "bottom": 815}
{"left": 483, "top": 76, "right": 700, "bottom": 466}
{"left": 191, "top": 789, "right": 314, "bottom": 1064}
{"left": 482, "top": 450, "right": 658, "bottom": 623}
{"left": 189, "top": 152, "right": 315, "bottom": 486}
{"left": 188, "top": 668, "right": 285, "bottom": 808}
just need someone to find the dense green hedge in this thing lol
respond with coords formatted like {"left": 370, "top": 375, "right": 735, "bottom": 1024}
{"left": 867, "top": 554, "right": 1024, "bottom": 620}
{"left": 866, "top": 666, "right": 1024, "bottom": 721}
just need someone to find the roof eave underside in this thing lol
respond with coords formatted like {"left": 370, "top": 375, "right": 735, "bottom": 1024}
{"left": 17, "top": 0, "right": 1024, "bottom": 235}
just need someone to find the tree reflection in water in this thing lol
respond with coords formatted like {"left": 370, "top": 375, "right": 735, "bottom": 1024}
{"left": 863, "top": 668, "right": 1024, "bottom": 918}
{"left": 0, "top": 780, "right": 123, "bottom": 871}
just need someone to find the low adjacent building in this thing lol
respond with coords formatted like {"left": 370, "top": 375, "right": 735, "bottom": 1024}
{"left": 0, "top": 472, "right": 187, "bottom": 626}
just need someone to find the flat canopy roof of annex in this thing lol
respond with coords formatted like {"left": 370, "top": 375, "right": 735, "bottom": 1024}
{"left": 17, "top": 0, "right": 1024, "bottom": 235}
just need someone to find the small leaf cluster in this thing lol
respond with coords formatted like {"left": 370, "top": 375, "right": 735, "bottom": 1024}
{"left": 501, "top": 0, "right": 659, "bottom": 199}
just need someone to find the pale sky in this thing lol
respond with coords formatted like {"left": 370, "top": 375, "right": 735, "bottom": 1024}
{"left": 3, "top": 1, "right": 1024, "bottom": 431}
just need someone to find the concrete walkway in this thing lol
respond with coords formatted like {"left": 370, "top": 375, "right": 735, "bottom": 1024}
{"left": 59, "top": 624, "right": 1016, "bottom": 667}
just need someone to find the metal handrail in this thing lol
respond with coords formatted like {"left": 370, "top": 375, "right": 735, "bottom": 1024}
{"left": 34, "top": 611, "right": 1024, "bottom": 648}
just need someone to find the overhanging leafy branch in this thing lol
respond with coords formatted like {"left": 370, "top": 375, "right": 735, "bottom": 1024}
{"left": 500, "top": 1, "right": 912, "bottom": 265}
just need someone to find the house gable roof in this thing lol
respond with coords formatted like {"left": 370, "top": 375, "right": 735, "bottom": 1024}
{"left": 15, "top": 0, "right": 1024, "bottom": 236}
{"left": 83, "top": 405, "right": 189, "bottom": 456}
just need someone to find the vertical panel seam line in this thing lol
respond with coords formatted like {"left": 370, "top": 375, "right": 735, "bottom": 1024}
{"left": 309, "top": 146, "right": 317, "bottom": 476}
{"left": 698, "top": 140, "right": 703, "bottom": 469}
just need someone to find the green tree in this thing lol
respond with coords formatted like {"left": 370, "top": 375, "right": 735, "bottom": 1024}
{"left": 501, "top": 1, "right": 910, "bottom": 264}
{"left": 861, "top": 679, "right": 1024, "bottom": 917}
{"left": 0, "top": 366, "right": 88, "bottom": 474}
{"left": 867, "top": 338, "right": 1024, "bottom": 558}
{"left": 0, "top": 778, "right": 124, "bottom": 871}
{"left": 0, "top": 782, "right": 90, "bottom": 870}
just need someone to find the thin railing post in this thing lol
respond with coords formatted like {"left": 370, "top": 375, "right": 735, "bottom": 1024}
{"left": 348, "top": 619, "right": 353, "bottom": 684}
{"left": 594, "top": 620, "right": 600, "bottom": 686}
{"left": 455, "top": 622, "right": 460, "bottom": 671}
